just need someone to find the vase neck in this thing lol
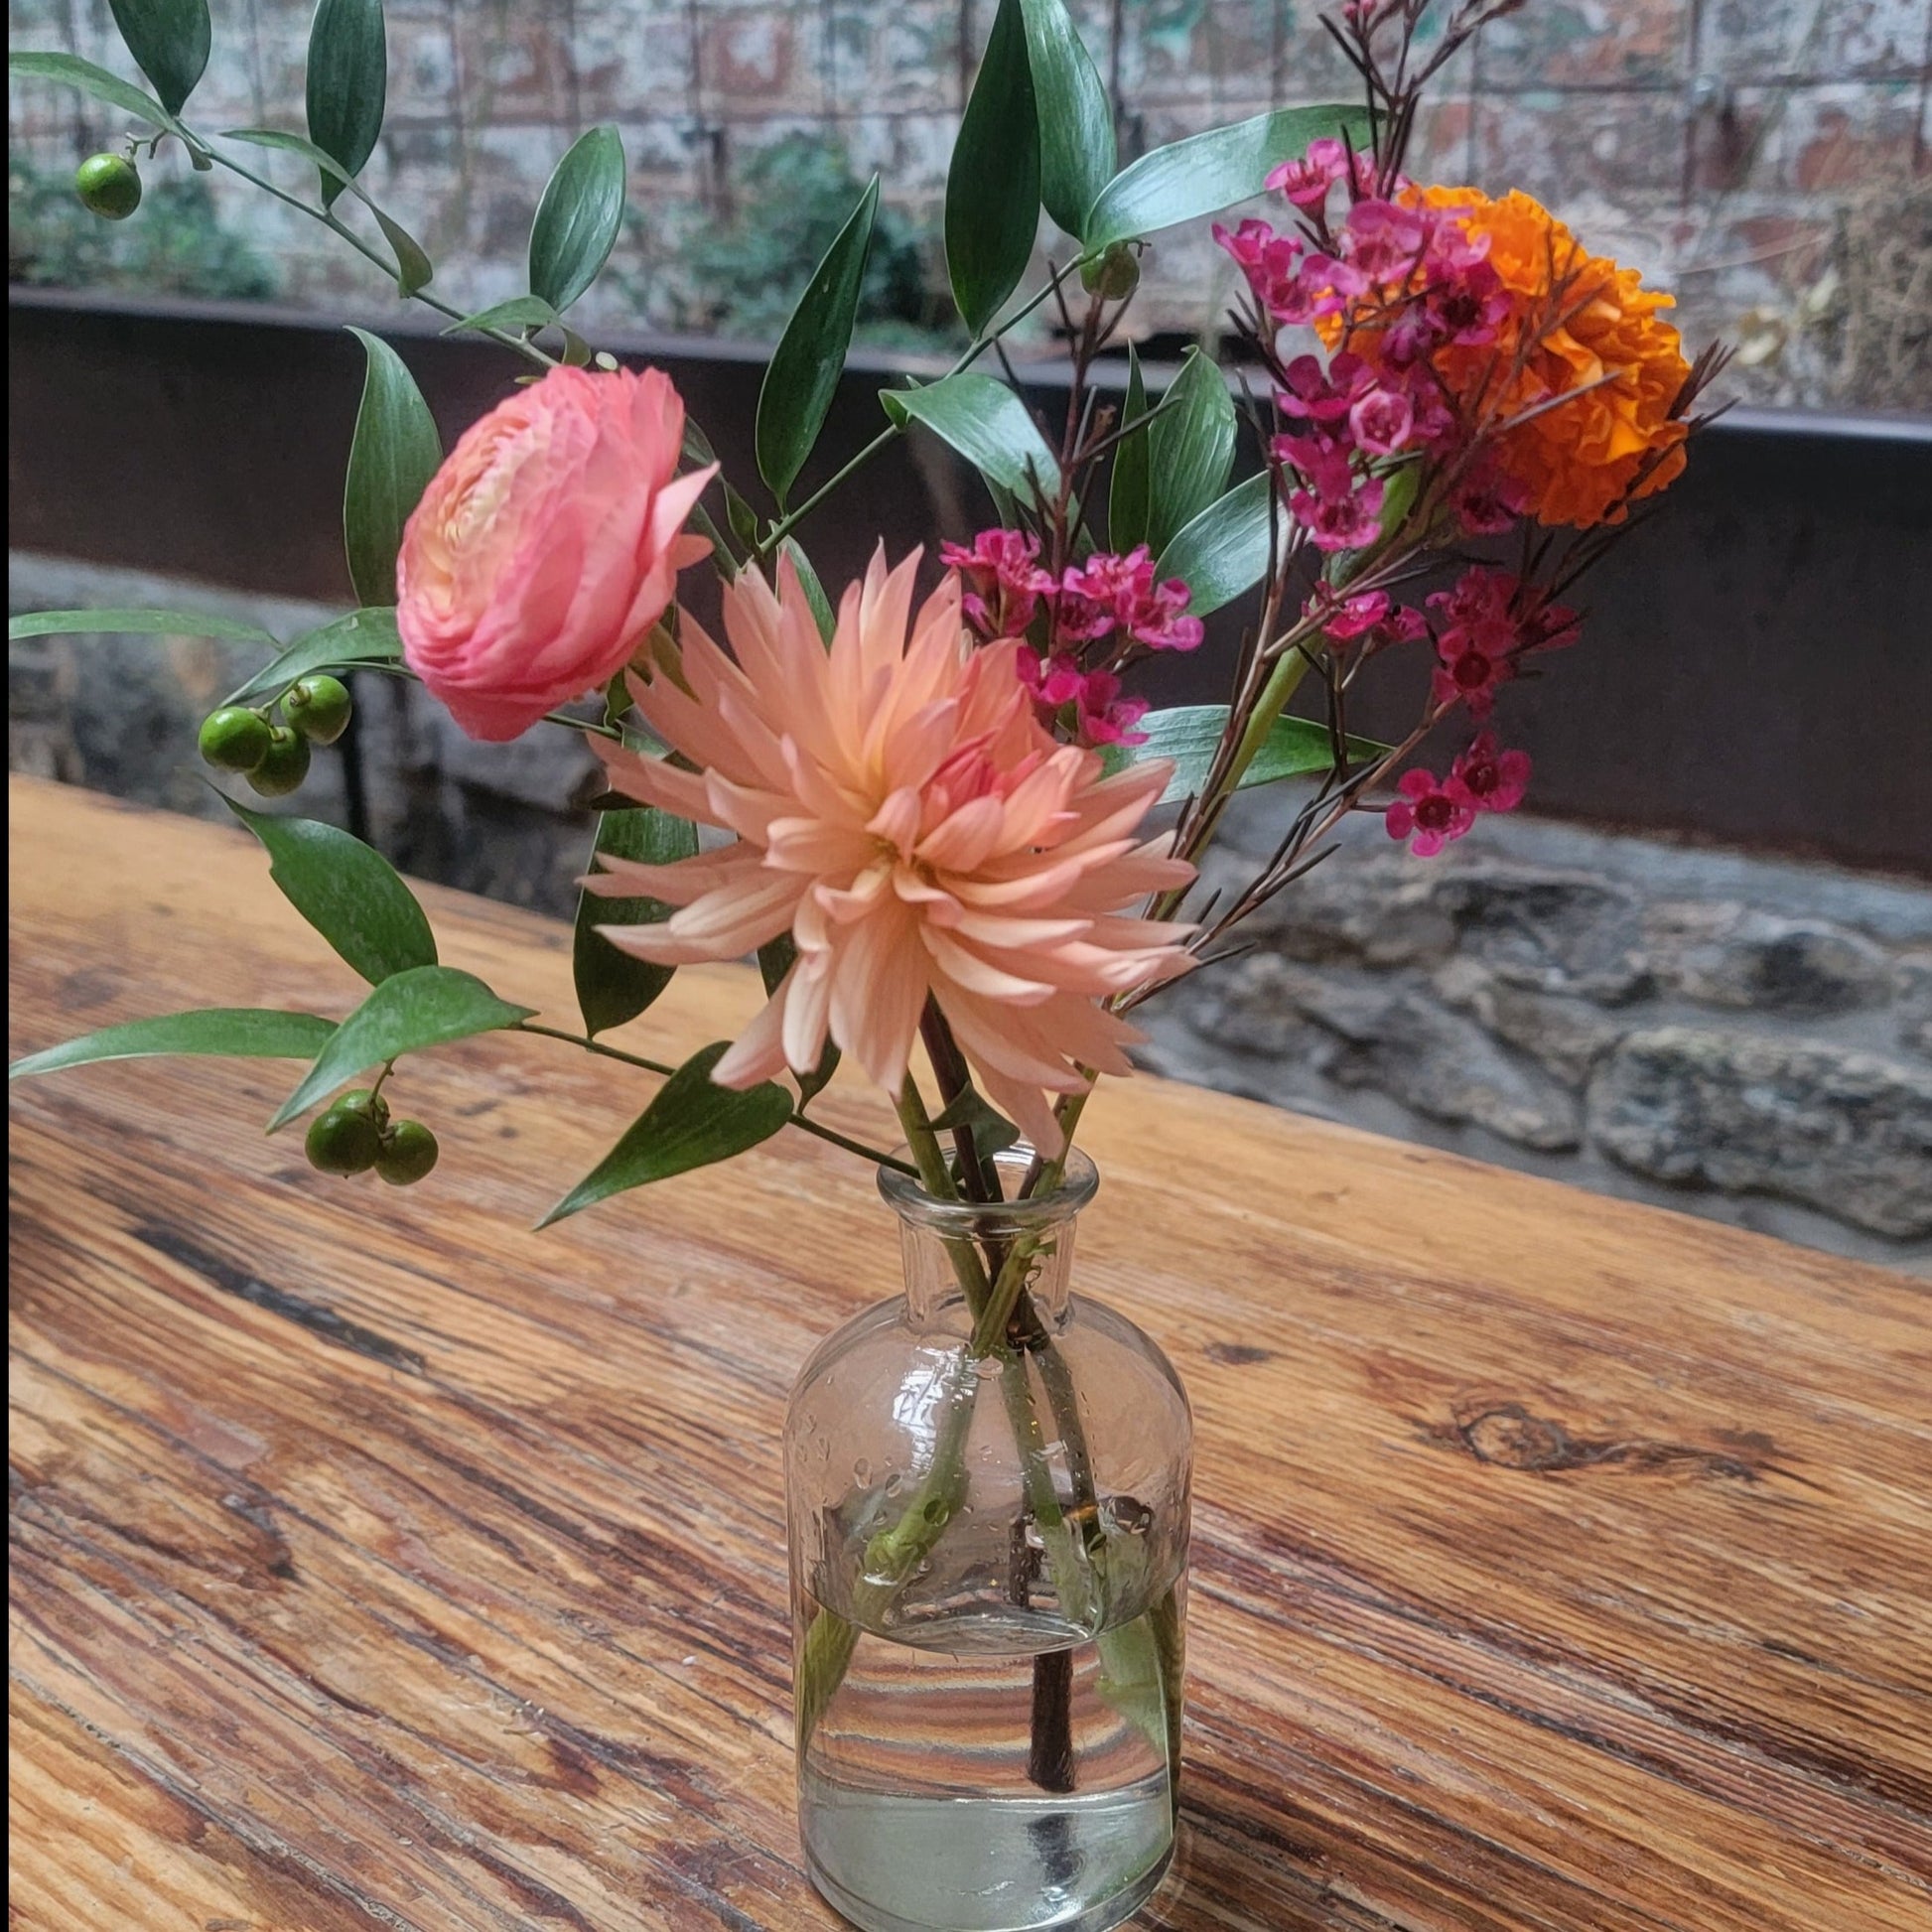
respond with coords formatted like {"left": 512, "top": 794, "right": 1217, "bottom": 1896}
{"left": 879, "top": 1146, "right": 1097, "bottom": 1335}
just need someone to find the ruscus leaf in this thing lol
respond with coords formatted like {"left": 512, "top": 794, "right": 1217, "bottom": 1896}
{"left": 758, "top": 176, "right": 879, "bottom": 506}
{"left": 224, "top": 796, "right": 437, "bottom": 986}
{"left": 528, "top": 125, "right": 626, "bottom": 313}
{"left": 573, "top": 807, "right": 698, "bottom": 1037}
{"left": 1154, "top": 470, "right": 1274, "bottom": 617}
{"left": 778, "top": 540, "right": 837, "bottom": 643}
{"left": 11, "top": 1010, "right": 338, "bottom": 1081}
{"left": 538, "top": 1041, "right": 794, "bottom": 1226}
{"left": 441, "top": 295, "right": 562, "bottom": 338}
{"left": 8, "top": 608, "right": 276, "bottom": 647}
{"left": 267, "top": 966, "right": 534, "bottom": 1132}
{"left": 343, "top": 327, "right": 443, "bottom": 608}
{"left": 1017, "top": 0, "right": 1115, "bottom": 237}
{"left": 107, "top": 0, "right": 209, "bottom": 116}
{"left": 225, "top": 607, "right": 402, "bottom": 704}
{"left": 881, "top": 372, "right": 1059, "bottom": 506}
{"left": 945, "top": 0, "right": 1039, "bottom": 337}
{"left": 1103, "top": 705, "right": 1389, "bottom": 805}
{"left": 1146, "top": 347, "right": 1235, "bottom": 557}
{"left": 306, "top": 0, "right": 386, "bottom": 208}
{"left": 7, "top": 52, "right": 181, "bottom": 132}
{"left": 1084, "top": 102, "right": 1370, "bottom": 248}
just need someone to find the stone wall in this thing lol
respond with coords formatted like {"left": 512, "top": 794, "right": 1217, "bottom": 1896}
{"left": 1137, "top": 796, "right": 1932, "bottom": 1271}
{"left": 11, "top": 550, "right": 1930, "bottom": 1276}
{"left": 9, "top": 0, "right": 1930, "bottom": 411}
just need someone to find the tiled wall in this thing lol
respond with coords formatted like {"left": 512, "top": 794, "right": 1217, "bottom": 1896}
{"left": 11, "top": 1, "right": 1930, "bottom": 406}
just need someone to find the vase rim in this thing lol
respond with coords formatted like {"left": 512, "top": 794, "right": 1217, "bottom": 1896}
{"left": 877, "top": 1143, "right": 1099, "bottom": 1231}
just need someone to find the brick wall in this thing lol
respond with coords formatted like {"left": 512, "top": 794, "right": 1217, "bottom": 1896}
{"left": 11, "top": 0, "right": 1930, "bottom": 409}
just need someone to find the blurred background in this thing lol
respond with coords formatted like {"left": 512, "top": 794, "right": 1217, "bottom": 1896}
{"left": 9, "top": 0, "right": 1932, "bottom": 1270}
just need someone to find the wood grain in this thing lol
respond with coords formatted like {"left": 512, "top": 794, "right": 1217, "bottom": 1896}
{"left": 8, "top": 773, "right": 1930, "bottom": 1932}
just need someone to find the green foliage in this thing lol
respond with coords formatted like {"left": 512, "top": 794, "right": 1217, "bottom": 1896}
{"left": 572, "top": 807, "right": 697, "bottom": 1038}
{"left": 306, "top": 0, "right": 386, "bottom": 208}
{"left": 528, "top": 125, "right": 626, "bottom": 313}
{"left": 8, "top": 152, "right": 277, "bottom": 301}
{"left": 1146, "top": 347, "right": 1236, "bottom": 556}
{"left": 945, "top": 0, "right": 1039, "bottom": 337}
{"left": 267, "top": 966, "right": 534, "bottom": 1132}
{"left": 539, "top": 1041, "right": 794, "bottom": 1227}
{"left": 659, "top": 134, "right": 954, "bottom": 349}
{"left": 10, "top": 1009, "right": 338, "bottom": 1081}
{"left": 1104, "top": 706, "right": 1390, "bottom": 805}
{"left": 758, "top": 176, "right": 879, "bottom": 505}
{"left": 1155, "top": 470, "right": 1275, "bottom": 616}
{"left": 223, "top": 796, "right": 438, "bottom": 986}
{"left": 106, "top": 0, "right": 209, "bottom": 117}
{"left": 881, "top": 371, "right": 1060, "bottom": 506}
{"left": 343, "top": 328, "right": 442, "bottom": 607}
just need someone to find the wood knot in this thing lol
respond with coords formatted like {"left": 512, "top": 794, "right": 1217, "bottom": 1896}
{"left": 1205, "top": 1341, "right": 1276, "bottom": 1366}
{"left": 1433, "top": 1398, "right": 1771, "bottom": 1483}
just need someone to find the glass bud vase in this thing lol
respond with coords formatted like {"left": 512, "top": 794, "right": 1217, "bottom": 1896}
{"left": 786, "top": 1147, "right": 1191, "bottom": 1932}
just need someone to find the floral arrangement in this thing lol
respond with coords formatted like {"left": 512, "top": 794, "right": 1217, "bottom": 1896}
{"left": 12, "top": 0, "right": 1722, "bottom": 1210}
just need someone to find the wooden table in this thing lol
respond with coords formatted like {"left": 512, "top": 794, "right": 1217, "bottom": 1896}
{"left": 9, "top": 774, "right": 1930, "bottom": 1931}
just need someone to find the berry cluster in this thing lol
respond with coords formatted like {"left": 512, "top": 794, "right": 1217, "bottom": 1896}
{"left": 198, "top": 675, "right": 352, "bottom": 797}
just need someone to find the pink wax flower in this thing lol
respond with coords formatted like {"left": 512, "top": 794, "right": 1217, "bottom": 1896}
{"left": 583, "top": 548, "right": 1193, "bottom": 1154}
{"left": 939, "top": 527, "right": 1056, "bottom": 636}
{"left": 1057, "top": 549, "right": 1205, "bottom": 654}
{"left": 1292, "top": 474, "right": 1386, "bottom": 553}
{"left": 397, "top": 366, "right": 715, "bottom": 742}
{"left": 1385, "top": 767, "right": 1476, "bottom": 857}
{"left": 1452, "top": 732, "right": 1532, "bottom": 813}
{"left": 1267, "top": 136, "right": 1348, "bottom": 209}
{"left": 1348, "top": 383, "right": 1417, "bottom": 456}
{"left": 1023, "top": 652, "right": 1151, "bottom": 748}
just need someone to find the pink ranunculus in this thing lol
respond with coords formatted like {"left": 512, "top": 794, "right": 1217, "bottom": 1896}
{"left": 397, "top": 365, "right": 716, "bottom": 742}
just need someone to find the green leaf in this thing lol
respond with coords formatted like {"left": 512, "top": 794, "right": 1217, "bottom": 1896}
{"left": 528, "top": 125, "right": 626, "bottom": 313}
{"left": 8, "top": 608, "right": 275, "bottom": 646}
{"left": 267, "top": 966, "right": 534, "bottom": 1132}
{"left": 945, "top": 0, "right": 1038, "bottom": 337}
{"left": 1155, "top": 470, "right": 1274, "bottom": 617}
{"left": 757, "top": 934, "right": 838, "bottom": 1107}
{"left": 372, "top": 207, "right": 433, "bottom": 296}
{"left": 1108, "top": 346, "right": 1151, "bottom": 553}
{"left": 224, "top": 796, "right": 437, "bottom": 985}
{"left": 1105, "top": 705, "right": 1389, "bottom": 806}
{"left": 343, "top": 328, "right": 442, "bottom": 608}
{"left": 441, "top": 295, "right": 562, "bottom": 337}
{"left": 929, "top": 1083, "right": 1020, "bottom": 1169}
{"left": 538, "top": 1041, "right": 794, "bottom": 1227}
{"left": 7, "top": 51, "right": 180, "bottom": 131}
{"left": 226, "top": 607, "right": 402, "bottom": 704}
{"left": 222, "top": 124, "right": 359, "bottom": 187}
{"left": 1084, "top": 102, "right": 1370, "bottom": 249}
{"left": 573, "top": 807, "right": 697, "bottom": 1037}
{"left": 306, "top": 0, "right": 386, "bottom": 208}
{"left": 758, "top": 176, "right": 879, "bottom": 507}
{"left": 778, "top": 540, "right": 837, "bottom": 643}
{"left": 11, "top": 1009, "right": 337, "bottom": 1082}
{"left": 107, "top": 0, "right": 209, "bottom": 116}
{"left": 1017, "top": 0, "right": 1115, "bottom": 238}
{"left": 881, "top": 372, "right": 1058, "bottom": 506}
{"left": 1146, "top": 348, "right": 1235, "bottom": 557}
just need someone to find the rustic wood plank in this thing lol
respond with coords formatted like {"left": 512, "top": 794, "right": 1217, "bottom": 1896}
{"left": 9, "top": 773, "right": 1930, "bottom": 1930}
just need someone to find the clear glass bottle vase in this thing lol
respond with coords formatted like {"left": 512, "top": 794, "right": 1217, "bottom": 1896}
{"left": 786, "top": 1147, "right": 1191, "bottom": 1932}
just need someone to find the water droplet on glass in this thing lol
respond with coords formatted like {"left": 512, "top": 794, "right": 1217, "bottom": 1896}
{"left": 853, "top": 1457, "right": 872, "bottom": 1484}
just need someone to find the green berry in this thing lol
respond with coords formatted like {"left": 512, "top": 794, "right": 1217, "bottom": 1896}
{"left": 74, "top": 153, "right": 142, "bottom": 220}
{"left": 283, "top": 674, "right": 352, "bottom": 745}
{"left": 375, "top": 1119, "right": 439, "bottom": 1185}
{"left": 1079, "top": 243, "right": 1140, "bottom": 302}
{"left": 198, "top": 706, "right": 273, "bottom": 772}
{"left": 245, "top": 725, "right": 311, "bottom": 797}
{"left": 306, "top": 1103, "right": 381, "bottom": 1175}
{"left": 333, "top": 1088, "right": 389, "bottom": 1126}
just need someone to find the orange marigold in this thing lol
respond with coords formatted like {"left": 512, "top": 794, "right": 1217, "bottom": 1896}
{"left": 1356, "top": 187, "right": 1693, "bottom": 529}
